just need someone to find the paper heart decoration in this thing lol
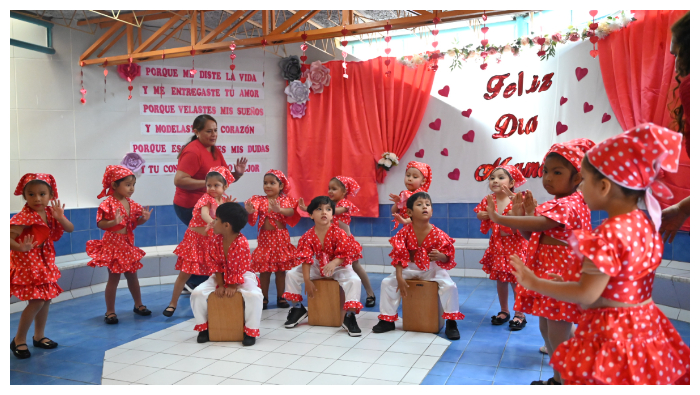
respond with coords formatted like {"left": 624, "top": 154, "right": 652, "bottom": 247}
{"left": 589, "top": 23, "right": 599, "bottom": 30}
{"left": 433, "top": 17, "right": 441, "bottom": 24}
{"left": 342, "top": 62, "right": 347, "bottom": 69}
{"left": 481, "top": 26, "right": 489, "bottom": 34}
{"left": 229, "top": 64, "right": 236, "bottom": 71}
{"left": 229, "top": 43, "right": 236, "bottom": 51}
{"left": 575, "top": 67, "right": 588, "bottom": 81}
{"left": 341, "top": 28, "right": 348, "bottom": 36}
{"left": 190, "top": 49, "right": 196, "bottom": 56}
{"left": 537, "top": 37, "right": 546, "bottom": 45}
{"left": 589, "top": 10, "right": 598, "bottom": 17}
{"left": 432, "top": 41, "right": 438, "bottom": 48}
{"left": 437, "top": 85, "right": 450, "bottom": 97}
{"left": 560, "top": 96, "right": 568, "bottom": 106}
{"left": 590, "top": 50, "right": 599, "bottom": 58}
{"left": 415, "top": 149, "right": 425, "bottom": 158}
{"left": 440, "top": 148, "right": 449, "bottom": 156}
{"left": 590, "top": 36, "right": 599, "bottom": 44}
{"left": 481, "top": 39, "right": 489, "bottom": 46}
{"left": 556, "top": 121, "right": 568, "bottom": 135}
{"left": 583, "top": 102, "right": 594, "bottom": 113}
{"left": 384, "top": 36, "right": 391, "bottom": 43}
{"left": 342, "top": 51, "right": 347, "bottom": 58}
{"left": 384, "top": 24, "right": 393, "bottom": 31}
{"left": 428, "top": 118, "right": 442, "bottom": 131}
{"left": 448, "top": 168, "right": 460, "bottom": 180}
{"left": 480, "top": 63, "right": 488, "bottom": 70}
{"left": 537, "top": 50, "right": 546, "bottom": 57}
{"left": 302, "top": 33, "right": 308, "bottom": 41}
{"left": 341, "top": 40, "right": 348, "bottom": 47}
{"left": 480, "top": 51, "right": 488, "bottom": 58}
{"left": 301, "top": 44, "right": 308, "bottom": 51}
{"left": 343, "top": 74, "right": 348, "bottom": 78}
{"left": 300, "top": 55, "right": 308, "bottom": 62}
{"left": 432, "top": 29, "right": 439, "bottom": 36}
{"left": 462, "top": 130, "right": 475, "bottom": 142}
{"left": 385, "top": 48, "right": 392, "bottom": 55}
{"left": 384, "top": 59, "right": 391, "bottom": 66}
{"left": 230, "top": 53, "right": 237, "bottom": 60}
{"left": 601, "top": 113, "right": 612, "bottom": 123}
{"left": 80, "top": 88, "right": 86, "bottom": 95}
{"left": 190, "top": 69, "right": 196, "bottom": 76}
{"left": 462, "top": 109, "right": 472, "bottom": 118}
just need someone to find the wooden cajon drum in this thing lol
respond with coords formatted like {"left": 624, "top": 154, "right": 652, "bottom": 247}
{"left": 402, "top": 280, "right": 445, "bottom": 333}
{"left": 307, "top": 278, "right": 345, "bottom": 327}
{"left": 207, "top": 292, "right": 245, "bottom": 341}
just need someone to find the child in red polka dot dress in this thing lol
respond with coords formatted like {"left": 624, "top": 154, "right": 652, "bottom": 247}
{"left": 10, "top": 173, "right": 74, "bottom": 359}
{"left": 474, "top": 165, "right": 529, "bottom": 330}
{"left": 510, "top": 123, "right": 690, "bottom": 385}
{"left": 485, "top": 138, "right": 594, "bottom": 385}
{"left": 299, "top": 175, "right": 376, "bottom": 307}
{"left": 390, "top": 161, "right": 431, "bottom": 229}
{"left": 166, "top": 167, "right": 237, "bottom": 317}
{"left": 245, "top": 170, "right": 301, "bottom": 309}
{"left": 86, "top": 166, "right": 154, "bottom": 324}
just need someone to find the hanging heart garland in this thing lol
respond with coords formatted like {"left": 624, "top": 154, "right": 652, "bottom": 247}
{"left": 341, "top": 26, "right": 349, "bottom": 78}
{"left": 79, "top": 61, "right": 86, "bottom": 105}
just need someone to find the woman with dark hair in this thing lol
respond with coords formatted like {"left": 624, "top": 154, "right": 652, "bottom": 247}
{"left": 660, "top": 11, "right": 690, "bottom": 243}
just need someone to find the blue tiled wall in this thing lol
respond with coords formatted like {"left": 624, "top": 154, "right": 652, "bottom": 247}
{"left": 9, "top": 205, "right": 691, "bottom": 262}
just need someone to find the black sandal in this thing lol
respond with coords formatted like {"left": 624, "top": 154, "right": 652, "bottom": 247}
{"left": 531, "top": 377, "right": 561, "bottom": 385}
{"left": 10, "top": 339, "right": 31, "bottom": 359}
{"left": 365, "top": 295, "right": 376, "bottom": 308}
{"left": 263, "top": 298, "right": 268, "bottom": 310}
{"left": 104, "top": 313, "right": 119, "bottom": 325}
{"left": 509, "top": 314, "right": 527, "bottom": 331}
{"left": 133, "top": 305, "right": 152, "bottom": 316}
{"left": 277, "top": 297, "right": 290, "bottom": 308}
{"left": 32, "top": 337, "right": 58, "bottom": 349}
{"left": 163, "top": 306, "right": 176, "bottom": 317}
{"left": 491, "top": 311, "right": 510, "bottom": 325}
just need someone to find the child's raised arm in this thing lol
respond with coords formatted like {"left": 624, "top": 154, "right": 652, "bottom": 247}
{"left": 137, "top": 206, "right": 153, "bottom": 226}
{"left": 51, "top": 200, "right": 74, "bottom": 233}
{"left": 201, "top": 206, "right": 214, "bottom": 224}
{"left": 485, "top": 196, "right": 559, "bottom": 233}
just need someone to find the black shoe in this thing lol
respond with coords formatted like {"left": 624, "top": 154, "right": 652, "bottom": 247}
{"left": 491, "top": 311, "right": 510, "bottom": 325}
{"left": 365, "top": 295, "right": 376, "bottom": 308}
{"left": 277, "top": 297, "right": 290, "bottom": 309}
{"left": 242, "top": 334, "right": 256, "bottom": 346}
{"left": 509, "top": 314, "right": 527, "bottom": 331}
{"left": 133, "top": 305, "right": 152, "bottom": 316}
{"left": 445, "top": 319, "right": 460, "bottom": 340}
{"left": 284, "top": 306, "right": 308, "bottom": 328}
{"left": 163, "top": 306, "right": 176, "bottom": 317}
{"left": 197, "top": 330, "right": 209, "bottom": 343}
{"left": 104, "top": 313, "right": 118, "bottom": 325}
{"left": 10, "top": 339, "right": 30, "bottom": 359}
{"left": 342, "top": 313, "right": 362, "bottom": 337}
{"left": 531, "top": 377, "right": 561, "bottom": 385}
{"left": 32, "top": 337, "right": 58, "bottom": 349}
{"left": 372, "top": 320, "right": 396, "bottom": 333}
{"left": 262, "top": 298, "right": 269, "bottom": 310}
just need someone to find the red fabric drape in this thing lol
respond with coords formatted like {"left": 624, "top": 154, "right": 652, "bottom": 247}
{"left": 287, "top": 57, "right": 436, "bottom": 217}
{"left": 599, "top": 10, "right": 690, "bottom": 231}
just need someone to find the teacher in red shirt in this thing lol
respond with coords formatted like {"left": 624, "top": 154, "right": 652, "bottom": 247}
{"left": 173, "top": 114, "right": 247, "bottom": 225}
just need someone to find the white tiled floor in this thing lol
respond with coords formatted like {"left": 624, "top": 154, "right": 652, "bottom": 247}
{"left": 102, "top": 311, "right": 447, "bottom": 385}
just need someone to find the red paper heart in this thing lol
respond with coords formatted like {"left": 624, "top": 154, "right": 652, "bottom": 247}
{"left": 432, "top": 29, "right": 439, "bottom": 36}
{"left": 441, "top": 148, "right": 449, "bottom": 156}
{"left": 128, "top": 86, "right": 133, "bottom": 91}
{"left": 341, "top": 28, "right": 348, "bottom": 37}
{"left": 384, "top": 36, "right": 391, "bottom": 43}
{"left": 590, "top": 36, "right": 599, "bottom": 44}
{"left": 583, "top": 102, "right": 594, "bottom": 113}
{"left": 462, "top": 109, "right": 472, "bottom": 118}
{"left": 384, "top": 59, "right": 391, "bottom": 66}
{"left": 589, "top": 22, "right": 599, "bottom": 30}
{"left": 537, "top": 37, "right": 546, "bottom": 45}
{"left": 190, "top": 49, "right": 196, "bottom": 56}
{"left": 429, "top": 118, "right": 442, "bottom": 131}
{"left": 80, "top": 98, "right": 86, "bottom": 104}
{"left": 384, "top": 24, "right": 392, "bottom": 31}
{"left": 432, "top": 41, "right": 438, "bottom": 48}
{"left": 481, "top": 26, "right": 489, "bottom": 34}
{"left": 448, "top": 168, "right": 460, "bottom": 180}
{"left": 341, "top": 40, "right": 348, "bottom": 47}
{"left": 301, "top": 44, "right": 308, "bottom": 51}
{"left": 589, "top": 10, "right": 598, "bottom": 17}
{"left": 556, "top": 121, "right": 569, "bottom": 135}
{"left": 590, "top": 50, "right": 599, "bottom": 58}
{"left": 462, "top": 130, "right": 475, "bottom": 142}
{"left": 301, "top": 33, "right": 308, "bottom": 41}
{"left": 385, "top": 48, "right": 392, "bottom": 55}
{"left": 537, "top": 50, "right": 546, "bottom": 57}
{"left": 560, "top": 96, "right": 568, "bottom": 106}
{"left": 480, "top": 63, "right": 488, "bottom": 70}
{"left": 575, "top": 67, "right": 589, "bottom": 81}
{"left": 229, "top": 64, "right": 236, "bottom": 71}
{"left": 104, "top": 69, "right": 109, "bottom": 76}
{"left": 415, "top": 149, "right": 425, "bottom": 158}
{"left": 437, "top": 85, "right": 450, "bottom": 97}
{"left": 300, "top": 55, "right": 308, "bottom": 62}
{"left": 481, "top": 39, "right": 489, "bottom": 46}
{"left": 601, "top": 113, "right": 611, "bottom": 123}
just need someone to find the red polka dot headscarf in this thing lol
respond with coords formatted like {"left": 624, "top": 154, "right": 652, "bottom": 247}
{"left": 15, "top": 173, "right": 59, "bottom": 199}
{"left": 407, "top": 161, "right": 432, "bottom": 191}
{"left": 334, "top": 176, "right": 360, "bottom": 198}
{"left": 544, "top": 138, "right": 596, "bottom": 172}
{"left": 587, "top": 123, "right": 683, "bottom": 231}
{"left": 265, "top": 169, "right": 291, "bottom": 195}
{"left": 494, "top": 165, "right": 527, "bottom": 188}
{"left": 208, "top": 166, "right": 236, "bottom": 185}
{"left": 98, "top": 165, "right": 134, "bottom": 199}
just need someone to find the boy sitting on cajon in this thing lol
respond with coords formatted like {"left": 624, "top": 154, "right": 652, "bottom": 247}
{"left": 372, "top": 192, "right": 463, "bottom": 340}
{"left": 282, "top": 196, "right": 364, "bottom": 336}
{"left": 190, "top": 202, "right": 263, "bottom": 346}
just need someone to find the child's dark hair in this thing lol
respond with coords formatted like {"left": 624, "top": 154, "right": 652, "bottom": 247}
{"left": 330, "top": 177, "right": 346, "bottom": 193}
{"left": 113, "top": 175, "right": 136, "bottom": 188}
{"left": 264, "top": 173, "right": 283, "bottom": 187}
{"left": 407, "top": 192, "right": 432, "bottom": 210}
{"left": 22, "top": 180, "right": 53, "bottom": 199}
{"left": 205, "top": 171, "right": 227, "bottom": 186}
{"left": 307, "top": 196, "right": 335, "bottom": 215}
{"left": 581, "top": 155, "right": 646, "bottom": 201}
{"left": 216, "top": 202, "right": 248, "bottom": 233}
{"left": 490, "top": 168, "right": 515, "bottom": 192}
{"left": 545, "top": 152, "right": 578, "bottom": 176}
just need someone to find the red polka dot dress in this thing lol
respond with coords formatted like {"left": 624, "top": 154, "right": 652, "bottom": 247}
{"left": 333, "top": 198, "right": 359, "bottom": 227}
{"left": 514, "top": 191, "right": 591, "bottom": 323}
{"left": 10, "top": 205, "right": 64, "bottom": 301}
{"left": 248, "top": 195, "right": 300, "bottom": 272}
{"left": 550, "top": 210, "right": 690, "bottom": 385}
{"left": 474, "top": 195, "right": 528, "bottom": 283}
{"left": 86, "top": 196, "right": 146, "bottom": 274}
{"left": 173, "top": 194, "right": 220, "bottom": 275}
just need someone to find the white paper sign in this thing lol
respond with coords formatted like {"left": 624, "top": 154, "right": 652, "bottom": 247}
{"left": 141, "top": 66, "right": 263, "bottom": 83}
{"left": 139, "top": 84, "right": 264, "bottom": 100}
{"left": 140, "top": 122, "right": 264, "bottom": 135}
{"left": 139, "top": 102, "right": 264, "bottom": 117}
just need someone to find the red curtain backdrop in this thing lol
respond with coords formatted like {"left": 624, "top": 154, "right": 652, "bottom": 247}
{"left": 598, "top": 10, "right": 690, "bottom": 231}
{"left": 286, "top": 57, "right": 436, "bottom": 217}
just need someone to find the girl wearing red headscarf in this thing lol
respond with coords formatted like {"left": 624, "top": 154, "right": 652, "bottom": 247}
{"left": 474, "top": 166, "right": 529, "bottom": 330}
{"left": 510, "top": 124, "right": 690, "bottom": 385}
{"left": 484, "top": 139, "right": 594, "bottom": 385}
{"left": 245, "top": 170, "right": 301, "bottom": 309}
{"left": 10, "top": 173, "right": 74, "bottom": 359}
{"left": 86, "top": 165, "right": 154, "bottom": 325}
{"left": 390, "top": 161, "right": 432, "bottom": 228}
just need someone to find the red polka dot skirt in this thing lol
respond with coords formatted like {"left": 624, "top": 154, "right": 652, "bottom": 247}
{"left": 174, "top": 229, "right": 215, "bottom": 275}
{"left": 251, "top": 229, "right": 297, "bottom": 273}
{"left": 550, "top": 302, "right": 690, "bottom": 385}
{"left": 87, "top": 232, "right": 145, "bottom": 274}
{"left": 514, "top": 244, "right": 582, "bottom": 323}
{"left": 11, "top": 247, "right": 63, "bottom": 301}
{"left": 480, "top": 234, "right": 527, "bottom": 283}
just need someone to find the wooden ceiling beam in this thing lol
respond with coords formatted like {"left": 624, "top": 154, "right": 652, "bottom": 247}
{"left": 133, "top": 11, "right": 187, "bottom": 53}
{"left": 341, "top": 10, "right": 353, "bottom": 26}
{"left": 287, "top": 9, "right": 324, "bottom": 29}
{"left": 190, "top": 11, "right": 197, "bottom": 47}
{"left": 79, "top": 21, "right": 122, "bottom": 61}
{"left": 262, "top": 10, "right": 270, "bottom": 35}
{"left": 126, "top": 25, "right": 134, "bottom": 53}
{"left": 151, "top": 19, "right": 188, "bottom": 51}
{"left": 215, "top": 11, "right": 257, "bottom": 42}
{"left": 270, "top": 10, "right": 309, "bottom": 35}
{"left": 96, "top": 27, "right": 126, "bottom": 58}
{"left": 198, "top": 10, "right": 246, "bottom": 44}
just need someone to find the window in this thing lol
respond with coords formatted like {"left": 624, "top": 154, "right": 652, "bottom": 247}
{"left": 10, "top": 12, "right": 55, "bottom": 55}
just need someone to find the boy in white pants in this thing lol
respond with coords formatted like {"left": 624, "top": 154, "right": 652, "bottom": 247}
{"left": 373, "top": 192, "right": 463, "bottom": 340}
{"left": 282, "top": 196, "right": 364, "bottom": 336}
{"left": 190, "top": 202, "right": 263, "bottom": 346}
